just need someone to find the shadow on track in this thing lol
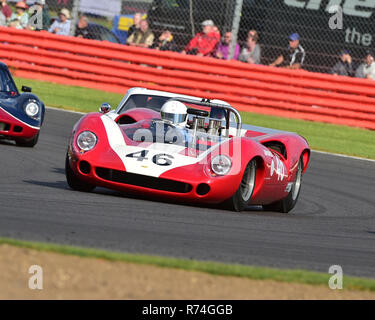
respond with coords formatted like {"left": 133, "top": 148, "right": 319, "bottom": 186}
{"left": 23, "top": 167, "right": 296, "bottom": 218}
{"left": 51, "top": 167, "right": 65, "bottom": 175}
{"left": 23, "top": 180, "right": 68, "bottom": 190}
{"left": 0, "top": 139, "right": 15, "bottom": 147}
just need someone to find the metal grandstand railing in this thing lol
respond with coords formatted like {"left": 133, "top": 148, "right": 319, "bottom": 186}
{"left": 4, "top": 0, "right": 375, "bottom": 75}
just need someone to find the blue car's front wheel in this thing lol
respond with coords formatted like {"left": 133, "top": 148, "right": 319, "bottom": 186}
{"left": 16, "top": 133, "right": 39, "bottom": 148}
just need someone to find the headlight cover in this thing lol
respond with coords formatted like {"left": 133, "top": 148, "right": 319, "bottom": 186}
{"left": 211, "top": 155, "right": 232, "bottom": 176}
{"left": 25, "top": 102, "right": 39, "bottom": 118}
{"left": 77, "top": 131, "right": 97, "bottom": 151}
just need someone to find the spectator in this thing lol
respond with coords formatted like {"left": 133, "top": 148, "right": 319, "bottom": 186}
{"left": 27, "top": 0, "right": 51, "bottom": 31}
{"left": 0, "top": 0, "right": 12, "bottom": 20}
{"left": 357, "top": 51, "right": 375, "bottom": 80}
{"left": 355, "top": 60, "right": 366, "bottom": 79}
{"left": 238, "top": 30, "right": 261, "bottom": 64}
{"left": 181, "top": 20, "right": 220, "bottom": 57}
{"left": 212, "top": 25, "right": 221, "bottom": 42}
{"left": 48, "top": 8, "right": 71, "bottom": 36}
{"left": 151, "top": 29, "right": 176, "bottom": 52}
{"left": 215, "top": 31, "right": 240, "bottom": 60}
{"left": 270, "top": 33, "right": 305, "bottom": 69}
{"left": 127, "top": 12, "right": 142, "bottom": 38}
{"left": 8, "top": 1, "right": 29, "bottom": 29}
{"left": 330, "top": 50, "right": 353, "bottom": 76}
{"left": 126, "top": 19, "right": 155, "bottom": 48}
{"left": 75, "top": 15, "right": 94, "bottom": 39}
{"left": 0, "top": 11, "right": 6, "bottom": 26}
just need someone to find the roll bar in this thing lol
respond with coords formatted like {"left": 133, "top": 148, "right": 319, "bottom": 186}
{"left": 168, "top": 97, "right": 242, "bottom": 137}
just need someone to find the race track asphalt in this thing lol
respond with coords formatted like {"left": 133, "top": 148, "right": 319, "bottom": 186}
{"left": 1, "top": 108, "right": 374, "bottom": 278}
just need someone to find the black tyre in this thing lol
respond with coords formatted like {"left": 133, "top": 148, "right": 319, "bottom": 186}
{"left": 227, "top": 159, "right": 257, "bottom": 212}
{"left": 65, "top": 153, "right": 96, "bottom": 192}
{"left": 16, "top": 133, "right": 39, "bottom": 148}
{"left": 263, "top": 156, "right": 304, "bottom": 213}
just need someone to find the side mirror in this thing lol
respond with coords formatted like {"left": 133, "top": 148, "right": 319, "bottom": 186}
{"left": 99, "top": 103, "right": 112, "bottom": 114}
{"left": 22, "top": 86, "right": 32, "bottom": 93}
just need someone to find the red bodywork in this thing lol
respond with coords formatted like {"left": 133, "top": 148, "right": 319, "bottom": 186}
{"left": 0, "top": 107, "right": 39, "bottom": 140}
{"left": 67, "top": 109, "right": 310, "bottom": 205}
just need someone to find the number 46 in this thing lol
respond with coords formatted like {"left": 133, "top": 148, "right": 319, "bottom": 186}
{"left": 126, "top": 151, "right": 174, "bottom": 166}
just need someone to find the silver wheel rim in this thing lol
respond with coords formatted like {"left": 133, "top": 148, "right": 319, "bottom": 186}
{"left": 292, "top": 160, "right": 303, "bottom": 201}
{"left": 240, "top": 161, "right": 256, "bottom": 202}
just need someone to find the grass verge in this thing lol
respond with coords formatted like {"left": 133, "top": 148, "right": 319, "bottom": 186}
{"left": 14, "top": 77, "right": 375, "bottom": 160}
{"left": 1, "top": 237, "right": 375, "bottom": 292}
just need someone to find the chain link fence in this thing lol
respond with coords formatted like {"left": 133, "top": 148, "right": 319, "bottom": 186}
{"left": 4, "top": 0, "right": 375, "bottom": 75}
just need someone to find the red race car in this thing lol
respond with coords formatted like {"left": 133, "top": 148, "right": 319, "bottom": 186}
{"left": 66, "top": 88, "right": 310, "bottom": 212}
{"left": 0, "top": 62, "right": 45, "bottom": 147}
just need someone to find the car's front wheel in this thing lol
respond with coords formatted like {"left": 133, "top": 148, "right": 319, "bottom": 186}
{"left": 65, "top": 153, "right": 96, "bottom": 192}
{"left": 227, "top": 159, "right": 257, "bottom": 212}
{"left": 263, "top": 156, "right": 304, "bottom": 213}
{"left": 16, "top": 133, "right": 39, "bottom": 148}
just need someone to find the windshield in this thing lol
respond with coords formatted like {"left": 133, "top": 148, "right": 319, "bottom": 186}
{"left": 122, "top": 119, "right": 230, "bottom": 157}
{"left": 0, "top": 68, "right": 18, "bottom": 94}
{"left": 119, "top": 94, "right": 230, "bottom": 121}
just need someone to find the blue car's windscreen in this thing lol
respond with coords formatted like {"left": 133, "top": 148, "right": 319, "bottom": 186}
{"left": 0, "top": 68, "right": 18, "bottom": 94}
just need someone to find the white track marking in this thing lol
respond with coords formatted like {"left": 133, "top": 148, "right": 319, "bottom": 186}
{"left": 47, "top": 107, "right": 375, "bottom": 164}
{"left": 312, "top": 150, "right": 375, "bottom": 163}
{"left": 46, "top": 106, "right": 85, "bottom": 115}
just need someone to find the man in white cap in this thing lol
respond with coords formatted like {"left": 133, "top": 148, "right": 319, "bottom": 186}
{"left": 48, "top": 8, "right": 71, "bottom": 36}
{"left": 181, "top": 19, "right": 220, "bottom": 57}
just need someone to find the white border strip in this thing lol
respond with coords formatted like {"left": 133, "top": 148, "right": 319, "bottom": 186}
{"left": 46, "top": 106, "right": 375, "bottom": 164}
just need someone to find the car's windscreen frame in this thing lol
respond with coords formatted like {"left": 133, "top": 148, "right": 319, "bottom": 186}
{"left": 0, "top": 67, "right": 19, "bottom": 94}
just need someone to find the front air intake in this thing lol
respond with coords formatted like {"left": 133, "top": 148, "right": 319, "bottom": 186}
{"left": 96, "top": 168, "right": 192, "bottom": 194}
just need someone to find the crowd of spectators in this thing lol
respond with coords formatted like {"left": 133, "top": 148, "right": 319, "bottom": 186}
{"left": 122, "top": 16, "right": 301, "bottom": 70}
{"left": 0, "top": 3, "right": 374, "bottom": 80}
{"left": 1, "top": 0, "right": 52, "bottom": 31}
{"left": 330, "top": 49, "right": 375, "bottom": 80}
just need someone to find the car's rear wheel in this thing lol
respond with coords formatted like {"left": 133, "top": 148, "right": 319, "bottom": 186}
{"left": 16, "top": 133, "right": 39, "bottom": 148}
{"left": 65, "top": 153, "right": 96, "bottom": 192}
{"left": 227, "top": 159, "right": 257, "bottom": 212}
{"left": 263, "top": 156, "right": 304, "bottom": 213}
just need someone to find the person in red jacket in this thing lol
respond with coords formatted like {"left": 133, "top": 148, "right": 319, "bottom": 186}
{"left": 181, "top": 20, "right": 220, "bottom": 57}
{"left": 0, "top": 0, "right": 12, "bottom": 19}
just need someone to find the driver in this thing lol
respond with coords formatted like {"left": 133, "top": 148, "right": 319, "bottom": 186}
{"left": 160, "top": 100, "right": 188, "bottom": 128}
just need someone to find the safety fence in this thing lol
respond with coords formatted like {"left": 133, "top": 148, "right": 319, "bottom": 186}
{"left": 1, "top": 27, "right": 375, "bottom": 130}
